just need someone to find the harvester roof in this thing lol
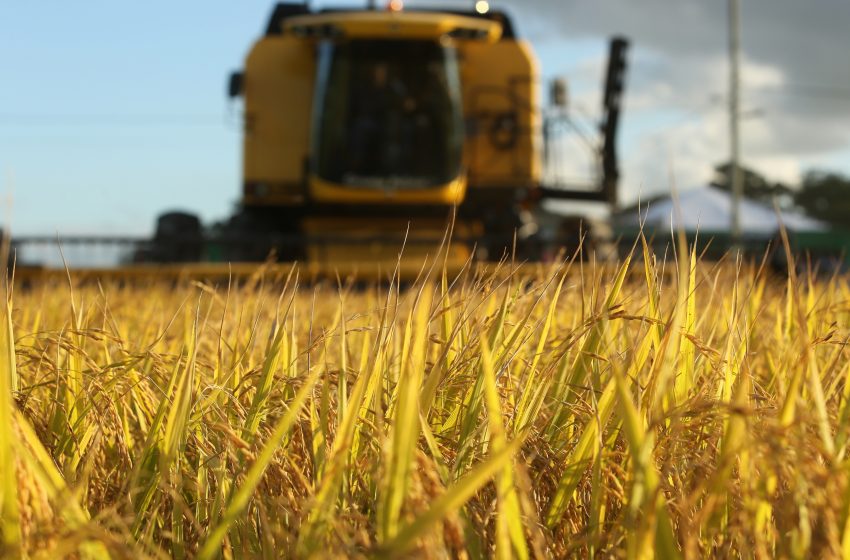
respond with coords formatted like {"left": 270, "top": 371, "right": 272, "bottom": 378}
{"left": 282, "top": 11, "right": 502, "bottom": 42}
{"left": 264, "top": 2, "right": 517, "bottom": 39}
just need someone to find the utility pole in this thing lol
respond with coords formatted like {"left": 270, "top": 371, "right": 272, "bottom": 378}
{"left": 729, "top": 0, "right": 743, "bottom": 244}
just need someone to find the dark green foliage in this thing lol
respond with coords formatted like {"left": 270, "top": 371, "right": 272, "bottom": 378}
{"left": 794, "top": 170, "right": 850, "bottom": 227}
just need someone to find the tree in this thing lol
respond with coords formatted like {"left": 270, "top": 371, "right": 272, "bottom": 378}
{"left": 795, "top": 170, "right": 850, "bottom": 227}
{"left": 710, "top": 162, "right": 795, "bottom": 208}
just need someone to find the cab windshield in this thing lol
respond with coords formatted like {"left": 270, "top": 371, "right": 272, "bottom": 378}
{"left": 312, "top": 39, "right": 464, "bottom": 189}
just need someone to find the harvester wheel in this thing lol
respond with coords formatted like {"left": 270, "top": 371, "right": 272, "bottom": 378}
{"left": 151, "top": 211, "right": 203, "bottom": 262}
{"left": 218, "top": 207, "right": 306, "bottom": 262}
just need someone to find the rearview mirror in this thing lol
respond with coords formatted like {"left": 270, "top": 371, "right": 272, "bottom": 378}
{"left": 228, "top": 71, "right": 243, "bottom": 98}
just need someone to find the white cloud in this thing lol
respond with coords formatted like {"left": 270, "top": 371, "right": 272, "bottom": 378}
{"left": 494, "top": 0, "right": 850, "bottom": 202}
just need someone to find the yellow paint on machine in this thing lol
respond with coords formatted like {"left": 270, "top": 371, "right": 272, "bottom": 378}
{"left": 308, "top": 176, "right": 466, "bottom": 205}
{"left": 301, "top": 216, "right": 477, "bottom": 268}
{"left": 461, "top": 39, "right": 541, "bottom": 189}
{"left": 242, "top": 35, "right": 315, "bottom": 196}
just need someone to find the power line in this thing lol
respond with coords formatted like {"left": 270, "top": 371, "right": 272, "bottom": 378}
{"left": 746, "top": 83, "right": 850, "bottom": 101}
{"left": 0, "top": 114, "right": 229, "bottom": 127}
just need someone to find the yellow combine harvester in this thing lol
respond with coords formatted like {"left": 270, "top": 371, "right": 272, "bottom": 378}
{"left": 14, "top": 2, "right": 629, "bottom": 270}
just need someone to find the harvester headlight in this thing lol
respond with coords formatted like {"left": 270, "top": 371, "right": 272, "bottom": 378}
{"left": 475, "top": 1, "right": 490, "bottom": 14}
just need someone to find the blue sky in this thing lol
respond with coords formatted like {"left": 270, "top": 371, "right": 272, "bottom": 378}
{"left": 1, "top": 3, "right": 271, "bottom": 235}
{"left": 3, "top": 1, "right": 849, "bottom": 238}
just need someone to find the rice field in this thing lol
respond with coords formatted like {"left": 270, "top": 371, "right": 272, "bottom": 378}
{"left": 2, "top": 240, "right": 850, "bottom": 558}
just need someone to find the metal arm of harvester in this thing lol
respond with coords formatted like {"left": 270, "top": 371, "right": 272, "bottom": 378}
{"left": 536, "top": 36, "right": 629, "bottom": 209}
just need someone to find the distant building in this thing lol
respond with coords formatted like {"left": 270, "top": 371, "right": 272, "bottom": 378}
{"left": 614, "top": 185, "right": 826, "bottom": 237}
{"left": 612, "top": 185, "right": 832, "bottom": 264}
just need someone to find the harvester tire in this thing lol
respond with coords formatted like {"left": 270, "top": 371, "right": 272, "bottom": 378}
{"left": 152, "top": 211, "right": 203, "bottom": 262}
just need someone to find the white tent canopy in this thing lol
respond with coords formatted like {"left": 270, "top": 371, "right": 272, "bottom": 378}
{"left": 616, "top": 186, "right": 827, "bottom": 235}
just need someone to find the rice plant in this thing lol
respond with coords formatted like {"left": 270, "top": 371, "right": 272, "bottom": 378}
{"left": 2, "top": 243, "right": 850, "bottom": 558}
